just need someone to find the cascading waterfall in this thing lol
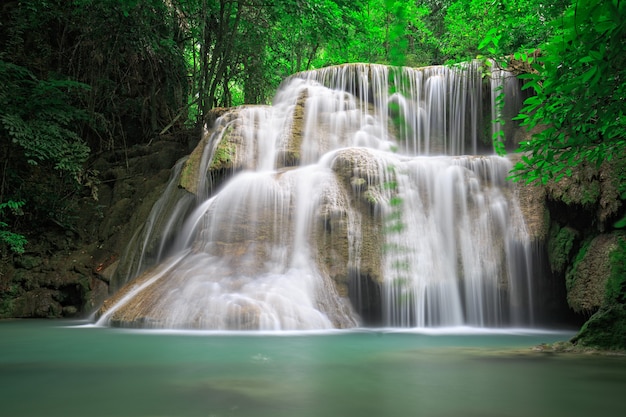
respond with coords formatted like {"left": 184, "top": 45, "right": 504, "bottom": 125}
{"left": 378, "top": 154, "right": 532, "bottom": 327}
{"left": 97, "top": 61, "right": 539, "bottom": 330}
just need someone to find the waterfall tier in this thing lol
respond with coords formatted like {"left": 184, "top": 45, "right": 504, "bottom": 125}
{"left": 97, "top": 62, "right": 538, "bottom": 330}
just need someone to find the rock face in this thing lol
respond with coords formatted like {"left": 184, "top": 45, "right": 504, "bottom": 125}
{"left": 321, "top": 148, "right": 388, "bottom": 322}
{"left": 541, "top": 157, "right": 626, "bottom": 349}
{"left": 0, "top": 137, "right": 193, "bottom": 319}
{"left": 94, "top": 63, "right": 546, "bottom": 330}
{"left": 566, "top": 233, "right": 621, "bottom": 314}
{"left": 95, "top": 125, "right": 369, "bottom": 329}
{"left": 545, "top": 159, "right": 623, "bottom": 230}
{"left": 507, "top": 155, "right": 550, "bottom": 243}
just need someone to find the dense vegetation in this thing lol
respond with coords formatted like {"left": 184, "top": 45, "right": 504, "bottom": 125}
{"left": 0, "top": 0, "right": 570, "bottom": 250}
{"left": 1, "top": 0, "right": 624, "bottom": 347}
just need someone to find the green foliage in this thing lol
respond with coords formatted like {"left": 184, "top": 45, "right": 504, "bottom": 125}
{"left": 510, "top": 0, "right": 626, "bottom": 188}
{"left": 491, "top": 81, "right": 507, "bottom": 156}
{"left": 0, "top": 200, "right": 27, "bottom": 254}
{"left": 0, "top": 0, "right": 189, "bottom": 242}
{"left": 0, "top": 58, "right": 94, "bottom": 242}
{"left": 0, "top": 60, "right": 91, "bottom": 174}
{"left": 0, "top": 229, "right": 27, "bottom": 254}
{"left": 209, "top": 140, "right": 235, "bottom": 170}
{"left": 2, "top": 0, "right": 188, "bottom": 148}
{"left": 445, "top": 0, "right": 568, "bottom": 62}
{"left": 383, "top": 0, "right": 409, "bottom": 66}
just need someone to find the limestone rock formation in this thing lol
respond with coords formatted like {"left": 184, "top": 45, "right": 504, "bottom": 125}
{"left": 93, "top": 63, "right": 564, "bottom": 330}
{"left": 566, "top": 233, "right": 621, "bottom": 314}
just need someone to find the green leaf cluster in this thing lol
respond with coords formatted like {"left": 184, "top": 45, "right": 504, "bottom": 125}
{"left": 0, "top": 61, "right": 91, "bottom": 174}
{"left": 510, "top": 0, "right": 626, "bottom": 189}
{"left": 0, "top": 200, "right": 27, "bottom": 254}
{"left": 0, "top": 59, "right": 95, "bottom": 248}
{"left": 2, "top": 0, "right": 189, "bottom": 148}
{"left": 446, "top": 0, "right": 568, "bottom": 62}
{"left": 0, "top": 0, "right": 189, "bottom": 246}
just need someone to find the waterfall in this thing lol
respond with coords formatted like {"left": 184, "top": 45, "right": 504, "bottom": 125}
{"left": 377, "top": 154, "right": 532, "bottom": 327}
{"left": 98, "top": 62, "right": 538, "bottom": 330}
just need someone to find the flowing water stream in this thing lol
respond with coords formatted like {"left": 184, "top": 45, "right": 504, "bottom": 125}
{"left": 98, "top": 62, "right": 549, "bottom": 330}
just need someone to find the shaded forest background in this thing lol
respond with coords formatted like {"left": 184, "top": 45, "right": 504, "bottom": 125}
{"left": 0, "top": 0, "right": 573, "bottom": 246}
{"left": 1, "top": 0, "right": 625, "bottom": 348}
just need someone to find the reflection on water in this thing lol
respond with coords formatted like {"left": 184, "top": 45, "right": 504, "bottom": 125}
{"left": 0, "top": 320, "right": 624, "bottom": 417}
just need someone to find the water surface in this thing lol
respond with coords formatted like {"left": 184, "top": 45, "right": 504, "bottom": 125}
{"left": 1, "top": 320, "right": 624, "bottom": 417}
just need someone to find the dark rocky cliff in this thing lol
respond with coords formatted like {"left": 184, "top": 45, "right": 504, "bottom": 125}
{"left": 543, "top": 158, "right": 626, "bottom": 349}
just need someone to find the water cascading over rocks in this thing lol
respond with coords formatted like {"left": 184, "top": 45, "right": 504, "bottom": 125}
{"left": 97, "top": 62, "right": 537, "bottom": 330}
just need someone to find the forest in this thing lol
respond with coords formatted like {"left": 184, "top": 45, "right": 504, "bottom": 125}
{"left": 1, "top": 0, "right": 625, "bottom": 348}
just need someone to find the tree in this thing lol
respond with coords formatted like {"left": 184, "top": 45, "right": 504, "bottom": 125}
{"left": 0, "top": 0, "right": 188, "bottom": 251}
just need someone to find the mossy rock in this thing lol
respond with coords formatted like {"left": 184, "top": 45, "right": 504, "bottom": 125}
{"left": 545, "top": 158, "right": 624, "bottom": 228}
{"left": 180, "top": 110, "right": 240, "bottom": 194}
{"left": 546, "top": 163, "right": 601, "bottom": 207}
{"left": 547, "top": 224, "right": 579, "bottom": 274}
{"left": 566, "top": 233, "right": 621, "bottom": 314}
{"left": 180, "top": 136, "right": 206, "bottom": 195}
{"left": 12, "top": 288, "right": 63, "bottom": 318}
{"left": 573, "top": 305, "right": 626, "bottom": 350}
{"left": 209, "top": 138, "right": 236, "bottom": 171}
{"left": 13, "top": 255, "right": 43, "bottom": 270}
{"left": 605, "top": 237, "right": 626, "bottom": 305}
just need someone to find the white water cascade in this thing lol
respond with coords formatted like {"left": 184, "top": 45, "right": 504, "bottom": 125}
{"left": 97, "top": 62, "right": 537, "bottom": 330}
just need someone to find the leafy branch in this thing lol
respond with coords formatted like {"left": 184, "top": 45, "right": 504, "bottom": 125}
{"left": 0, "top": 200, "right": 27, "bottom": 254}
{"left": 0, "top": 60, "right": 91, "bottom": 176}
{"left": 509, "top": 0, "right": 626, "bottom": 189}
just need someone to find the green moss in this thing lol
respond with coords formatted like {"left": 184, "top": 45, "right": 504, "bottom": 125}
{"left": 547, "top": 224, "right": 578, "bottom": 274}
{"left": 573, "top": 237, "right": 626, "bottom": 350}
{"left": 565, "top": 238, "right": 592, "bottom": 292}
{"left": 580, "top": 181, "right": 601, "bottom": 206}
{"left": 606, "top": 237, "right": 626, "bottom": 305}
{"left": 573, "top": 305, "right": 626, "bottom": 350}
{"left": 180, "top": 158, "right": 195, "bottom": 186}
{"left": 210, "top": 139, "right": 235, "bottom": 170}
